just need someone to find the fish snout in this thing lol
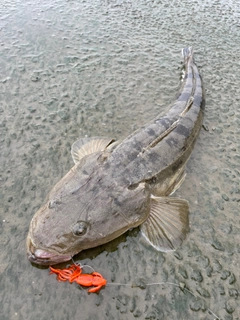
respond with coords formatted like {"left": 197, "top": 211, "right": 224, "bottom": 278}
{"left": 26, "top": 236, "right": 71, "bottom": 266}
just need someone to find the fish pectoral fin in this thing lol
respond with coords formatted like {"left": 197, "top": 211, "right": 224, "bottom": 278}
{"left": 71, "top": 137, "right": 115, "bottom": 164}
{"left": 140, "top": 196, "right": 189, "bottom": 252}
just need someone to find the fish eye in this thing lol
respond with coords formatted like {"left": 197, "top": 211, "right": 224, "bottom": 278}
{"left": 72, "top": 221, "right": 88, "bottom": 237}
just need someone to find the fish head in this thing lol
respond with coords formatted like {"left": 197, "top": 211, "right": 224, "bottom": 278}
{"left": 27, "top": 151, "right": 150, "bottom": 265}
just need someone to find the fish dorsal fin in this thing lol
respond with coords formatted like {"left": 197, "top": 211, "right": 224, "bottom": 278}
{"left": 141, "top": 196, "right": 189, "bottom": 252}
{"left": 71, "top": 137, "right": 114, "bottom": 164}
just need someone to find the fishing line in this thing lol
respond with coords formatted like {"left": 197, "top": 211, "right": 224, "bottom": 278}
{"left": 71, "top": 257, "right": 95, "bottom": 273}
{"left": 107, "top": 281, "right": 220, "bottom": 320}
{"left": 70, "top": 259, "right": 220, "bottom": 319}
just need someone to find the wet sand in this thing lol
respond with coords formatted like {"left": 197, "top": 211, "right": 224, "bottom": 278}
{"left": 0, "top": 0, "right": 240, "bottom": 319}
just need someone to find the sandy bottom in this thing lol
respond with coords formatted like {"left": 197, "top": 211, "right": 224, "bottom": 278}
{"left": 0, "top": 0, "right": 240, "bottom": 319}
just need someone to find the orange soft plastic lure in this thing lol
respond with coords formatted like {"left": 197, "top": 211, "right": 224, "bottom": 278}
{"left": 49, "top": 264, "right": 107, "bottom": 293}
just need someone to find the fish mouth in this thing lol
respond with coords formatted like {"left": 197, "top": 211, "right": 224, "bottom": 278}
{"left": 26, "top": 236, "right": 72, "bottom": 266}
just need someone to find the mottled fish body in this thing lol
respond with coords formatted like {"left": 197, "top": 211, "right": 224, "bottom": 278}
{"left": 27, "top": 48, "right": 204, "bottom": 265}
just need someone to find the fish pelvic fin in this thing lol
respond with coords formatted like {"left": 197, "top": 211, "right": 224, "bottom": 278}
{"left": 169, "top": 168, "right": 186, "bottom": 196}
{"left": 140, "top": 196, "right": 189, "bottom": 252}
{"left": 71, "top": 137, "right": 114, "bottom": 164}
{"left": 150, "top": 167, "right": 186, "bottom": 197}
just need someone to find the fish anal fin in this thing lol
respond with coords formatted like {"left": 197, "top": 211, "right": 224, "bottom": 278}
{"left": 140, "top": 196, "right": 189, "bottom": 252}
{"left": 71, "top": 137, "right": 114, "bottom": 164}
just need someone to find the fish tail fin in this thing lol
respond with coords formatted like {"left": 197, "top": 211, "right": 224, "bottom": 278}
{"left": 182, "top": 47, "right": 193, "bottom": 59}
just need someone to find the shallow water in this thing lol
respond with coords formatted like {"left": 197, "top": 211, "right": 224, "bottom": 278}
{"left": 1, "top": 0, "right": 240, "bottom": 319}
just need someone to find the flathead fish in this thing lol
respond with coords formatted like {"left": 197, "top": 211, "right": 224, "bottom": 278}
{"left": 27, "top": 47, "right": 205, "bottom": 265}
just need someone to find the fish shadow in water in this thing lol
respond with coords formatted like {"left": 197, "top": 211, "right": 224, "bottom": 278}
{"left": 30, "top": 228, "right": 139, "bottom": 270}
{"left": 75, "top": 227, "right": 139, "bottom": 261}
